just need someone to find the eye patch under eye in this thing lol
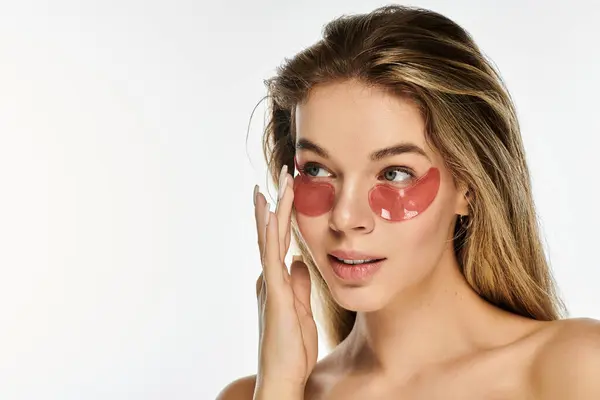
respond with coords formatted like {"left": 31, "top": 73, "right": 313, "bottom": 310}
{"left": 368, "top": 167, "right": 440, "bottom": 221}
{"left": 292, "top": 161, "right": 440, "bottom": 222}
{"left": 293, "top": 173, "right": 336, "bottom": 217}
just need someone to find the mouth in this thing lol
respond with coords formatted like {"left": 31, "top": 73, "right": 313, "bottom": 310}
{"left": 327, "top": 251, "right": 387, "bottom": 283}
{"left": 328, "top": 249, "right": 386, "bottom": 264}
{"left": 328, "top": 254, "right": 385, "bottom": 265}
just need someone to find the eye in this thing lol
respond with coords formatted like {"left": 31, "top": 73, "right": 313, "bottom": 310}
{"left": 381, "top": 167, "right": 415, "bottom": 183}
{"left": 299, "top": 162, "right": 331, "bottom": 178}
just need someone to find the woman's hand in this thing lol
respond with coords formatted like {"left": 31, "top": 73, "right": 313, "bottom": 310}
{"left": 252, "top": 165, "right": 318, "bottom": 400}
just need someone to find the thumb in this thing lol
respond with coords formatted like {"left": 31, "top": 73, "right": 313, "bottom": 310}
{"left": 290, "top": 256, "right": 313, "bottom": 318}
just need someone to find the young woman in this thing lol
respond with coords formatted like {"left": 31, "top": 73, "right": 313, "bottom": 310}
{"left": 218, "top": 5, "right": 600, "bottom": 399}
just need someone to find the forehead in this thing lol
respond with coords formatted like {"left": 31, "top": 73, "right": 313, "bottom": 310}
{"left": 294, "top": 80, "right": 429, "bottom": 157}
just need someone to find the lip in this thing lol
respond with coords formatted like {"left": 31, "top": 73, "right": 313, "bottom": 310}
{"left": 327, "top": 255, "right": 384, "bottom": 283}
{"left": 329, "top": 249, "right": 386, "bottom": 261}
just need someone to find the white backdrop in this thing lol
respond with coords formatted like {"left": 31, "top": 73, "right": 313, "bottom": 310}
{"left": 0, "top": 0, "right": 598, "bottom": 399}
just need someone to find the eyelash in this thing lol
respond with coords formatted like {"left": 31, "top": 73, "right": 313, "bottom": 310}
{"left": 298, "top": 162, "right": 416, "bottom": 183}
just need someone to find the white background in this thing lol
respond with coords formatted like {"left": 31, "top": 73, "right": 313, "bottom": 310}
{"left": 0, "top": 0, "right": 598, "bottom": 399}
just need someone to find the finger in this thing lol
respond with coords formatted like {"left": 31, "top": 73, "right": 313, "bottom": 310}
{"left": 285, "top": 219, "right": 292, "bottom": 256}
{"left": 275, "top": 168, "right": 294, "bottom": 264}
{"left": 291, "top": 256, "right": 318, "bottom": 370}
{"left": 285, "top": 209, "right": 298, "bottom": 255}
{"left": 284, "top": 178, "right": 296, "bottom": 254}
{"left": 255, "top": 272, "right": 265, "bottom": 334}
{"left": 284, "top": 175, "right": 295, "bottom": 254}
{"left": 290, "top": 256, "right": 313, "bottom": 318}
{"left": 263, "top": 206, "right": 286, "bottom": 287}
{"left": 254, "top": 185, "right": 268, "bottom": 261}
{"left": 255, "top": 272, "right": 264, "bottom": 298}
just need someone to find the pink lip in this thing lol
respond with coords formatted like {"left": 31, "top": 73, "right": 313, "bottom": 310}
{"left": 328, "top": 255, "right": 384, "bottom": 283}
{"left": 329, "top": 249, "right": 385, "bottom": 261}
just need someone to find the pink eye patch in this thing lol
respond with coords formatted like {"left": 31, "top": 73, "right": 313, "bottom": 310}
{"left": 292, "top": 159, "right": 440, "bottom": 222}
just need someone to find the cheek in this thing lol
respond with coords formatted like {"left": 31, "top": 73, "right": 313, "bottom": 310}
{"left": 294, "top": 213, "right": 334, "bottom": 278}
{"left": 385, "top": 219, "right": 438, "bottom": 258}
{"left": 295, "top": 213, "right": 328, "bottom": 250}
{"left": 383, "top": 185, "right": 456, "bottom": 264}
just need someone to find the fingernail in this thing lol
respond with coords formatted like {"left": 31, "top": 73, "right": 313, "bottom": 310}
{"left": 278, "top": 165, "right": 288, "bottom": 200}
{"left": 253, "top": 184, "right": 259, "bottom": 206}
{"left": 265, "top": 202, "right": 271, "bottom": 226}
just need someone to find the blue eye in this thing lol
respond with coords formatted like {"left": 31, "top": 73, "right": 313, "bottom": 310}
{"left": 299, "top": 162, "right": 416, "bottom": 183}
{"left": 300, "top": 163, "right": 330, "bottom": 177}
{"left": 382, "top": 168, "right": 415, "bottom": 183}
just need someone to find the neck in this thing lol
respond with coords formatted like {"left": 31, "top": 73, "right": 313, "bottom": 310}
{"left": 341, "top": 246, "right": 530, "bottom": 377}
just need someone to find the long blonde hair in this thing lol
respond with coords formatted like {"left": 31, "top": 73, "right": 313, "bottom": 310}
{"left": 259, "top": 4, "right": 566, "bottom": 348}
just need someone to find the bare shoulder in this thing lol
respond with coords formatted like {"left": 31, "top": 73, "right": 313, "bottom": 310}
{"left": 215, "top": 374, "right": 256, "bottom": 400}
{"left": 530, "top": 317, "right": 600, "bottom": 399}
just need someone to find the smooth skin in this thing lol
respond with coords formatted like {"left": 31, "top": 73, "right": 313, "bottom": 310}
{"left": 218, "top": 80, "right": 600, "bottom": 400}
{"left": 252, "top": 167, "right": 318, "bottom": 399}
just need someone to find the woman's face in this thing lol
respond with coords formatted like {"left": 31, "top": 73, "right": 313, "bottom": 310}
{"left": 293, "top": 79, "right": 467, "bottom": 312}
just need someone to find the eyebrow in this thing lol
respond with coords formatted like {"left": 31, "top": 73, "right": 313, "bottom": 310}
{"left": 295, "top": 138, "right": 430, "bottom": 162}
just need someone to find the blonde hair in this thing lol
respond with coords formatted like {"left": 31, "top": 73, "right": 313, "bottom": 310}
{"left": 259, "top": 4, "right": 566, "bottom": 348}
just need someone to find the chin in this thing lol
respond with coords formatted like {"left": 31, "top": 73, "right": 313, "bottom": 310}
{"left": 316, "top": 261, "right": 391, "bottom": 312}
{"left": 326, "top": 283, "right": 389, "bottom": 312}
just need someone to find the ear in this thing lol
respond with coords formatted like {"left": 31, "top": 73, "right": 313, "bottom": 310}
{"left": 454, "top": 182, "right": 471, "bottom": 216}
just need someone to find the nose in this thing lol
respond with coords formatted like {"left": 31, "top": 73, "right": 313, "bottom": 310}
{"left": 329, "top": 180, "right": 375, "bottom": 234}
